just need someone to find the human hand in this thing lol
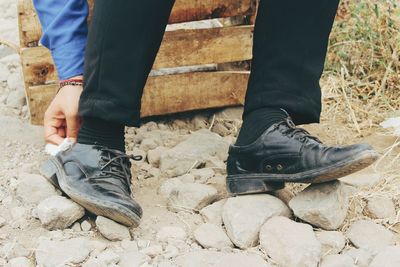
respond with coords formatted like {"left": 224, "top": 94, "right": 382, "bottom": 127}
{"left": 44, "top": 77, "right": 83, "bottom": 145}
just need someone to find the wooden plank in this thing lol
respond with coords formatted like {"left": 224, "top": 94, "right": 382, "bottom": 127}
{"left": 20, "top": 25, "right": 253, "bottom": 86}
{"left": 27, "top": 71, "right": 248, "bottom": 125}
{"left": 17, "top": 0, "right": 256, "bottom": 48}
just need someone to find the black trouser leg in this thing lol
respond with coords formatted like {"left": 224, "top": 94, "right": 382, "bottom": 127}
{"left": 79, "top": 0, "right": 175, "bottom": 127}
{"left": 244, "top": 0, "right": 340, "bottom": 125}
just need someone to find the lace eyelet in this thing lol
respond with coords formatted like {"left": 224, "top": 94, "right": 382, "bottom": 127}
{"left": 276, "top": 164, "right": 283, "bottom": 171}
{"left": 265, "top": 165, "right": 272, "bottom": 172}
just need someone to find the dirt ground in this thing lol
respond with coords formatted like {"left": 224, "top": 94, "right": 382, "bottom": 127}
{"left": 1, "top": 0, "right": 400, "bottom": 266}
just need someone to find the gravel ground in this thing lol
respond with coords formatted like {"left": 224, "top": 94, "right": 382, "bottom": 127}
{"left": 1, "top": 1, "right": 400, "bottom": 266}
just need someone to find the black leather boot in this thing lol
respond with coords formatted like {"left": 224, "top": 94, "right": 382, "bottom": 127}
{"left": 40, "top": 143, "right": 143, "bottom": 226}
{"left": 227, "top": 117, "right": 378, "bottom": 195}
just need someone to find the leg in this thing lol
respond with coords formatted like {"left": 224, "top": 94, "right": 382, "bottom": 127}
{"left": 41, "top": 0, "right": 175, "bottom": 226}
{"left": 77, "top": 0, "right": 175, "bottom": 151}
{"left": 79, "top": 0, "right": 175, "bottom": 126}
{"left": 227, "top": 0, "right": 378, "bottom": 195}
{"left": 244, "top": 0, "right": 340, "bottom": 124}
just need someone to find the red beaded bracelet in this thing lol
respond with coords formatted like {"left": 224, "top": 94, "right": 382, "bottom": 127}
{"left": 58, "top": 78, "right": 84, "bottom": 92}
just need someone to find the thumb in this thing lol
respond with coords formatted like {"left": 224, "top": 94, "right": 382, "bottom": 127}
{"left": 66, "top": 115, "right": 81, "bottom": 141}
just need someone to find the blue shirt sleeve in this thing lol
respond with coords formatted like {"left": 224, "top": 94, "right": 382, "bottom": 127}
{"left": 33, "top": 0, "right": 88, "bottom": 80}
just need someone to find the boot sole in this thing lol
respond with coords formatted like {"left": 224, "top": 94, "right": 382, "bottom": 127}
{"left": 40, "top": 158, "right": 141, "bottom": 227}
{"left": 227, "top": 149, "right": 378, "bottom": 194}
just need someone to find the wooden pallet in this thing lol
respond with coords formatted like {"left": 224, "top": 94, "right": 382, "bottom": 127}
{"left": 18, "top": 0, "right": 256, "bottom": 125}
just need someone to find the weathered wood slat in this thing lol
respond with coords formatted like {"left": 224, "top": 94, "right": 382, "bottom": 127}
{"left": 17, "top": 0, "right": 256, "bottom": 48}
{"left": 27, "top": 71, "right": 248, "bottom": 125}
{"left": 20, "top": 25, "right": 253, "bottom": 86}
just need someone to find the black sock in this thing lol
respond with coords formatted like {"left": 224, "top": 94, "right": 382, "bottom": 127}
{"left": 77, "top": 117, "right": 125, "bottom": 152}
{"left": 235, "top": 108, "right": 287, "bottom": 146}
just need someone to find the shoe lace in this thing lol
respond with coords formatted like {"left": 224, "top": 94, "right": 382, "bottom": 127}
{"left": 92, "top": 146, "right": 143, "bottom": 193}
{"left": 278, "top": 118, "right": 322, "bottom": 143}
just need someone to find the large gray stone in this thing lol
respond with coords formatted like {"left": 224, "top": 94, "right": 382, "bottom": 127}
{"left": 16, "top": 173, "right": 58, "bottom": 204}
{"left": 174, "top": 251, "right": 271, "bottom": 267}
{"left": 369, "top": 246, "right": 400, "bottom": 267}
{"left": 222, "top": 195, "right": 291, "bottom": 248}
{"left": 320, "top": 254, "right": 356, "bottom": 267}
{"left": 160, "top": 129, "right": 229, "bottom": 177}
{"left": 342, "top": 248, "right": 373, "bottom": 267}
{"left": 365, "top": 196, "right": 396, "bottom": 219}
{"left": 6, "top": 257, "right": 33, "bottom": 267}
{"left": 259, "top": 216, "right": 321, "bottom": 267}
{"left": 200, "top": 199, "right": 226, "bottom": 225}
{"left": 156, "top": 226, "right": 187, "bottom": 242}
{"left": 95, "top": 216, "right": 131, "bottom": 241}
{"left": 167, "top": 183, "right": 218, "bottom": 212}
{"left": 289, "top": 181, "right": 349, "bottom": 230}
{"left": 37, "top": 195, "right": 85, "bottom": 230}
{"left": 194, "top": 223, "right": 233, "bottom": 249}
{"left": 346, "top": 220, "right": 395, "bottom": 253}
{"left": 35, "top": 238, "right": 91, "bottom": 267}
{"left": 315, "top": 230, "right": 346, "bottom": 256}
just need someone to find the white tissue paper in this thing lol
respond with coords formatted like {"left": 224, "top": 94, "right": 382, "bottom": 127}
{"left": 45, "top": 138, "right": 75, "bottom": 156}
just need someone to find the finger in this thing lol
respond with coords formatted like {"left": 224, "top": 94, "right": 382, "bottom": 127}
{"left": 46, "top": 133, "right": 65, "bottom": 145}
{"left": 44, "top": 117, "right": 65, "bottom": 145}
{"left": 66, "top": 115, "right": 80, "bottom": 140}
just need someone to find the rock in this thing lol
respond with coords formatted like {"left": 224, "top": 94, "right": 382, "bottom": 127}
{"left": 222, "top": 195, "right": 291, "bottom": 248}
{"left": 121, "top": 240, "right": 139, "bottom": 251}
{"left": 7, "top": 72, "right": 24, "bottom": 91}
{"left": 340, "top": 172, "right": 381, "bottom": 188}
{"left": 71, "top": 222, "right": 81, "bottom": 231}
{"left": 288, "top": 181, "right": 349, "bottom": 230}
{"left": 346, "top": 220, "right": 395, "bottom": 253}
{"left": 260, "top": 216, "right": 321, "bottom": 267}
{"left": 190, "top": 168, "right": 215, "bottom": 183}
{"left": 214, "top": 107, "right": 244, "bottom": 121}
{"left": 365, "top": 196, "right": 396, "bottom": 219}
{"left": 0, "top": 217, "right": 6, "bottom": 227}
{"left": 118, "top": 252, "right": 150, "bottom": 267}
{"left": 320, "top": 254, "right": 356, "bottom": 267}
{"left": 95, "top": 216, "right": 131, "bottom": 241}
{"left": 156, "top": 226, "right": 187, "bottom": 242}
{"left": 369, "top": 246, "right": 400, "bottom": 267}
{"left": 160, "top": 129, "right": 229, "bottom": 177}
{"left": 200, "top": 199, "right": 226, "bottom": 225}
{"left": 163, "top": 244, "right": 179, "bottom": 258}
{"left": 147, "top": 147, "right": 168, "bottom": 167}
{"left": 177, "top": 173, "right": 195, "bottom": 183}
{"left": 342, "top": 248, "right": 373, "bottom": 267}
{"left": 6, "top": 257, "right": 33, "bottom": 267}
{"left": 158, "top": 178, "right": 184, "bottom": 198}
{"left": 139, "top": 138, "right": 159, "bottom": 152}
{"left": 95, "top": 250, "right": 120, "bottom": 265}
{"left": 37, "top": 195, "right": 85, "bottom": 230}
{"left": 174, "top": 251, "right": 271, "bottom": 267}
{"left": 167, "top": 183, "right": 218, "bottom": 212}
{"left": 6, "top": 90, "right": 25, "bottom": 109}
{"left": 36, "top": 237, "right": 91, "bottom": 267}
{"left": 140, "top": 245, "right": 163, "bottom": 257}
{"left": 315, "top": 231, "right": 346, "bottom": 256}
{"left": 194, "top": 223, "right": 233, "bottom": 249}
{"left": 81, "top": 220, "right": 92, "bottom": 231}
{"left": 16, "top": 173, "right": 58, "bottom": 204}
{"left": 145, "top": 167, "right": 161, "bottom": 179}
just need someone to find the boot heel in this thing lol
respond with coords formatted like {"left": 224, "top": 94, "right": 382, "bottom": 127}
{"left": 40, "top": 159, "right": 60, "bottom": 189}
{"left": 227, "top": 177, "right": 284, "bottom": 195}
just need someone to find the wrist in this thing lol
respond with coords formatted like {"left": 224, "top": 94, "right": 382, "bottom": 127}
{"left": 59, "top": 76, "right": 84, "bottom": 92}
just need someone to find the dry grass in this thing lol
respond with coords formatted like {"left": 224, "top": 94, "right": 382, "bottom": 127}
{"left": 319, "top": 0, "right": 400, "bottom": 230}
